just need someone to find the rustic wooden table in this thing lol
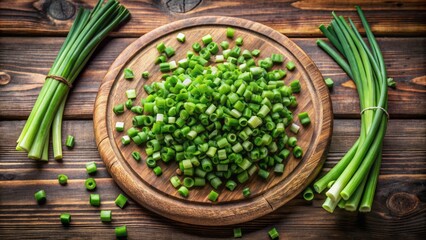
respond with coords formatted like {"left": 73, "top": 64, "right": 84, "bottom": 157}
{"left": 0, "top": 0, "right": 425, "bottom": 239}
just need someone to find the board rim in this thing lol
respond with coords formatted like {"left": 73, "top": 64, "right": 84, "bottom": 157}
{"left": 94, "top": 16, "right": 333, "bottom": 226}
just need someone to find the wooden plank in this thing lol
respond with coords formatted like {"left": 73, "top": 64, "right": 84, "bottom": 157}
{"left": 0, "top": 0, "right": 425, "bottom": 37}
{"left": 1, "top": 37, "right": 425, "bottom": 119}
{"left": 1, "top": 119, "right": 425, "bottom": 178}
{"left": 0, "top": 119, "right": 424, "bottom": 238}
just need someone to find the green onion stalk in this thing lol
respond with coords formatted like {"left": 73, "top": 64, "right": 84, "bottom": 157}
{"left": 16, "top": 0, "right": 130, "bottom": 160}
{"left": 313, "top": 7, "right": 388, "bottom": 213}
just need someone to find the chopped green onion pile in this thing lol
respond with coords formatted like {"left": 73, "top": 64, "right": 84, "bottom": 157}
{"left": 16, "top": 0, "right": 130, "bottom": 160}
{"left": 115, "top": 29, "right": 310, "bottom": 200}
{"left": 313, "top": 7, "right": 389, "bottom": 213}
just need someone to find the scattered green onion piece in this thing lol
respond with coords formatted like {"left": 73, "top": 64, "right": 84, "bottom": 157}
{"left": 126, "top": 89, "right": 136, "bottom": 99}
{"left": 142, "top": 71, "right": 149, "bottom": 79}
{"left": 176, "top": 32, "right": 186, "bottom": 43}
{"left": 58, "top": 174, "right": 68, "bottom": 185}
{"left": 165, "top": 47, "right": 175, "bottom": 57}
{"left": 242, "top": 187, "right": 251, "bottom": 198}
{"left": 290, "top": 79, "right": 301, "bottom": 93}
{"left": 86, "top": 161, "right": 97, "bottom": 174}
{"left": 65, "top": 135, "right": 75, "bottom": 148}
{"left": 268, "top": 227, "right": 279, "bottom": 239}
{"left": 387, "top": 77, "right": 396, "bottom": 88}
{"left": 125, "top": 99, "right": 133, "bottom": 110}
{"left": 298, "top": 112, "right": 311, "bottom": 126}
{"left": 303, "top": 187, "right": 314, "bottom": 201}
{"left": 324, "top": 77, "right": 334, "bottom": 88}
{"left": 202, "top": 34, "right": 213, "bottom": 45}
{"left": 115, "top": 194, "right": 128, "bottom": 209}
{"left": 34, "top": 190, "right": 46, "bottom": 204}
{"left": 235, "top": 37, "right": 243, "bottom": 46}
{"left": 124, "top": 68, "right": 134, "bottom": 80}
{"left": 156, "top": 42, "right": 166, "bottom": 53}
{"left": 85, "top": 178, "right": 96, "bottom": 191}
{"left": 221, "top": 41, "right": 229, "bottom": 49}
{"left": 132, "top": 151, "right": 141, "bottom": 161}
{"left": 113, "top": 104, "right": 125, "bottom": 115}
{"left": 271, "top": 53, "right": 284, "bottom": 63}
{"left": 100, "top": 210, "right": 112, "bottom": 222}
{"left": 115, "top": 225, "right": 127, "bottom": 238}
{"left": 90, "top": 194, "right": 101, "bottom": 206}
{"left": 226, "top": 27, "right": 235, "bottom": 38}
{"left": 251, "top": 49, "right": 260, "bottom": 57}
{"left": 208, "top": 190, "right": 219, "bottom": 202}
{"left": 286, "top": 61, "right": 296, "bottom": 71}
{"left": 290, "top": 123, "right": 300, "bottom": 134}
{"left": 293, "top": 146, "right": 303, "bottom": 158}
{"left": 178, "top": 186, "right": 189, "bottom": 197}
{"left": 234, "top": 228, "right": 242, "bottom": 238}
{"left": 60, "top": 213, "right": 71, "bottom": 225}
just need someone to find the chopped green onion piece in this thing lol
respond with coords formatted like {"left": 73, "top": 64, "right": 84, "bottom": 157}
{"left": 170, "top": 176, "right": 181, "bottom": 188}
{"left": 100, "top": 210, "right": 112, "bottom": 222}
{"left": 115, "top": 194, "right": 128, "bottom": 209}
{"left": 90, "top": 194, "right": 101, "bottom": 206}
{"left": 113, "top": 104, "right": 125, "bottom": 115}
{"left": 34, "top": 190, "right": 46, "bottom": 204}
{"left": 387, "top": 77, "right": 396, "bottom": 88}
{"left": 298, "top": 112, "right": 311, "bottom": 126}
{"left": 165, "top": 47, "right": 175, "bottom": 57}
{"left": 235, "top": 37, "right": 243, "bottom": 46}
{"left": 271, "top": 53, "right": 284, "bottom": 63}
{"left": 125, "top": 99, "right": 133, "bottom": 109}
{"left": 290, "top": 123, "right": 300, "bottom": 134}
{"left": 115, "top": 122, "right": 124, "bottom": 132}
{"left": 176, "top": 32, "right": 186, "bottom": 43}
{"left": 124, "top": 68, "right": 134, "bottom": 80}
{"left": 208, "top": 190, "right": 219, "bottom": 202}
{"left": 234, "top": 228, "right": 242, "bottom": 238}
{"left": 142, "top": 71, "right": 150, "bottom": 79}
{"left": 202, "top": 34, "right": 213, "bottom": 45}
{"left": 290, "top": 79, "right": 301, "bottom": 93}
{"left": 242, "top": 187, "right": 251, "bottom": 198}
{"left": 126, "top": 89, "right": 136, "bottom": 99}
{"left": 324, "top": 77, "right": 334, "bottom": 88}
{"left": 121, "top": 135, "right": 131, "bottom": 145}
{"left": 293, "top": 146, "right": 303, "bottom": 158}
{"left": 220, "top": 41, "right": 229, "bottom": 49}
{"left": 286, "top": 61, "right": 296, "bottom": 71}
{"left": 303, "top": 187, "right": 314, "bottom": 201}
{"left": 178, "top": 186, "right": 189, "bottom": 197}
{"left": 86, "top": 161, "right": 97, "bottom": 174}
{"left": 65, "top": 135, "right": 75, "bottom": 148}
{"left": 268, "top": 227, "right": 279, "bottom": 239}
{"left": 60, "top": 213, "right": 71, "bottom": 225}
{"left": 132, "top": 151, "right": 141, "bottom": 161}
{"left": 115, "top": 225, "right": 127, "bottom": 238}
{"left": 226, "top": 27, "right": 235, "bottom": 38}
{"left": 85, "top": 178, "right": 96, "bottom": 191}
{"left": 58, "top": 174, "right": 68, "bottom": 185}
{"left": 153, "top": 166, "right": 162, "bottom": 176}
{"left": 251, "top": 49, "right": 260, "bottom": 57}
{"left": 156, "top": 42, "right": 166, "bottom": 53}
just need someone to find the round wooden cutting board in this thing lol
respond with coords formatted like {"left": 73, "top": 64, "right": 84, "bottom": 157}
{"left": 94, "top": 16, "right": 332, "bottom": 226}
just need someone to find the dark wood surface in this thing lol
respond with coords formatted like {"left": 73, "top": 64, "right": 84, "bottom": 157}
{"left": 0, "top": 0, "right": 425, "bottom": 239}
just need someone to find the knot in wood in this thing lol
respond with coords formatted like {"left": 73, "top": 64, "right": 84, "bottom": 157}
{"left": 386, "top": 192, "right": 419, "bottom": 217}
{"left": 164, "top": 0, "right": 202, "bottom": 13}
{"left": 47, "top": 0, "right": 75, "bottom": 20}
{"left": 0, "top": 72, "right": 11, "bottom": 85}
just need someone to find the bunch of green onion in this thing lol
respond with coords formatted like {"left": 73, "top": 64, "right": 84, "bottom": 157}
{"left": 16, "top": 0, "right": 130, "bottom": 160}
{"left": 314, "top": 7, "right": 388, "bottom": 212}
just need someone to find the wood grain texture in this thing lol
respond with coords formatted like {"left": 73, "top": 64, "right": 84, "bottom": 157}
{"left": 94, "top": 16, "right": 332, "bottom": 226}
{"left": 1, "top": 37, "right": 425, "bottom": 119}
{"left": 0, "top": 119, "right": 425, "bottom": 238}
{"left": 0, "top": 0, "right": 425, "bottom": 37}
